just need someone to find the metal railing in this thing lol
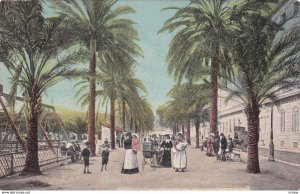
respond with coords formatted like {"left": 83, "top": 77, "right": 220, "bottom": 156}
{"left": 0, "top": 148, "right": 70, "bottom": 178}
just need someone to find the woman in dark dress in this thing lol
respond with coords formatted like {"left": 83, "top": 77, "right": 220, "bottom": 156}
{"left": 160, "top": 134, "right": 173, "bottom": 167}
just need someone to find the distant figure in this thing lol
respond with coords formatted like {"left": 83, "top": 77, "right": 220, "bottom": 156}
{"left": 60, "top": 142, "right": 68, "bottom": 155}
{"left": 160, "top": 134, "right": 173, "bottom": 167}
{"left": 101, "top": 147, "right": 110, "bottom": 171}
{"left": 213, "top": 132, "right": 220, "bottom": 160}
{"left": 206, "top": 134, "right": 214, "bottom": 157}
{"left": 220, "top": 133, "right": 228, "bottom": 161}
{"left": 172, "top": 133, "right": 188, "bottom": 172}
{"left": 227, "top": 137, "right": 234, "bottom": 153}
{"left": 121, "top": 132, "right": 139, "bottom": 174}
{"left": 104, "top": 138, "right": 109, "bottom": 148}
{"left": 120, "top": 134, "right": 124, "bottom": 148}
{"left": 80, "top": 141, "right": 91, "bottom": 174}
{"left": 151, "top": 135, "right": 159, "bottom": 150}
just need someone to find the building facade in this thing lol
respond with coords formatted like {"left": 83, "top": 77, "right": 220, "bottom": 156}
{"left": 194, "top": 0, "right": 300, "bottom": 153}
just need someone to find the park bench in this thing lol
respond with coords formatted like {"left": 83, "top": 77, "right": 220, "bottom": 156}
{"left": 225, "top": 152, "right": 241, "bottom": 162}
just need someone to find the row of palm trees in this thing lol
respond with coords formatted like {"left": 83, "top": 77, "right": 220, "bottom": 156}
{"left": 0, "top": 0, "right": 153, "bottom": 175}
{"left": 158, "top": 0, "right": 300, "bottom": 174}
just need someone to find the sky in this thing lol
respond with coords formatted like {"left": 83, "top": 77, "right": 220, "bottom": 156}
{"left": 0, "top": 0, "right": 188, "bottom": 113}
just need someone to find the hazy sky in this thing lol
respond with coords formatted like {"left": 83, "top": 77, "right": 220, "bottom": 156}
{"left": 0, "top": 0, "right": 188, "bottom": 113}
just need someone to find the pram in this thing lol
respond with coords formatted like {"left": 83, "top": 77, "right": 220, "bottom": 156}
{"left": 142, "top": 141, "right": 164, "bottom": 171}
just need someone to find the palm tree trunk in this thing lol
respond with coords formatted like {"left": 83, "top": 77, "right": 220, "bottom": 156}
{"left": 110, "top": 90, "right": 116, "bottom": 150}
{"left": 130, "top": 117, "right": 133, "bottom": 131}
{"left": 195, "top": 120, "right": 200, "bottom": 148}
{"left": 186, "top": 120, "right": 191, "bottom": 144}
{"left": 210, "top": 54, "right": 219, "bottom": 133}
{"left": 122, "top": 98, "right": 126, "bottom": 131}
{"left": 135, "top": 121, "right": 138, "bottom": 133}
{"left": 173, "top": 125, "right": 176, "bottom": 136}
{"left": 21, "top": 99, "right": 41, "bottom": 175}
{"left": 88, "top": 36, "right": 96, "bottom": 156}
{"left": 246, "top": 96, "right": 260, "bottom": 173}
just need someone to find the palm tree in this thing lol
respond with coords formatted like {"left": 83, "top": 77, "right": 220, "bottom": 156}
{"left": 0, "top": 0, "right": 84, "bottom": 175}
{"left": 75, "top": 64, "right": 147, "bottom": 149}
{"left": 220, "top": 9, "right": 300, "bottom": 173}
{"left": 160, "top": 0, "right": 238, "bottom": 133}
{"left": 51, "top": 0, "right": 141, "bottom": 155}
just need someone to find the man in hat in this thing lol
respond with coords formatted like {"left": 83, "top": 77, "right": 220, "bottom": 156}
{"left": 80, "top": 141, "right": 91, "bottom": 174}
{"left": 220, "top": 133, "right": 228, "bottom": 161}
{"left": 160, "top": 134, "right": 173, "bottom": 167}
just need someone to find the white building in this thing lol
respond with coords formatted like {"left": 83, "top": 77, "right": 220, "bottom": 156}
{"left": 194, "top": 0, "right": 300, "bottom": 153}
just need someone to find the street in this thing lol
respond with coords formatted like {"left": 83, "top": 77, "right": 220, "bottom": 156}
{"left": 0, "top": 146, "right": 300, "bottom": 190}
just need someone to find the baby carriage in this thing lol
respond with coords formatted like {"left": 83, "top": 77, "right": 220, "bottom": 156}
{"left": 142, "top": 141, "right": 164, "bottom": 171}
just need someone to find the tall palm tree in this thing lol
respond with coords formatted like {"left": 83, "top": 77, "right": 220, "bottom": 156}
{"left": 160, "top": 0, "right": 238, "bottom": 133}
{"left": 220, "top": 10, "right": 300, "bottom": 173}
{"left": 75, "top": 65, "right": 147, "bottom": 149}
{"left": 0, "top": 0, "right": 84, "bottom": 175}
{"left": 52, "top": 0, "right": 141, "bottom": 155}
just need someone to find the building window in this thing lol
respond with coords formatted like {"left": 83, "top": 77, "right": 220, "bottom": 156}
{"left": 293, "top": 142, "right": 298, "bottom": 148}
{"left": 292, "top": 106, "right": 299, "bottom": 132}
{"left": 280, "top": 141, "right": 285, "bottom": 147}
{"left": 233, "top": 118, "right": 235, "bottom": 128}
{"left": 280, "top": 109, "right": 285, "bottom": 132}
{"left": 226, "top": 122, "right": 228, "bottom": 133}
{"left": 294, "top": 2, "right": 299, "bottom": 16}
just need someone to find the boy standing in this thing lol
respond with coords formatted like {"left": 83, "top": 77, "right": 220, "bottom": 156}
{"left": 80, "top": 141, "right": 91, "bottom": 174}
{"left": 101, "top": 146, "right": 110, "bottom": 171}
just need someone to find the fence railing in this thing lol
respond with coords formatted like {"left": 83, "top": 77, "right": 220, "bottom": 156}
{"left": 0, "top": 148, "right": 69, "bottom": 178}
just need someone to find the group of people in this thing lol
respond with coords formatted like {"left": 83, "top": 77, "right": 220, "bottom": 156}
{"left": 205, "top": 131, "right": 234, "bottom": 161}
{"left": 76, "top": 132, "right": 190, "bottom": 175}
{"left": 121, "top": 132, "right": 189, "bottom": 174}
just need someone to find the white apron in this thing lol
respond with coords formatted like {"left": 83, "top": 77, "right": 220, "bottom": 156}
{"left": 123, "top": 149, "right": 139, "bottom": 169}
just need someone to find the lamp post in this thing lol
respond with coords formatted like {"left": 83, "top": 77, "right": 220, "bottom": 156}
{"left": 268, "top": 103, "right": 275, "bottom": 161}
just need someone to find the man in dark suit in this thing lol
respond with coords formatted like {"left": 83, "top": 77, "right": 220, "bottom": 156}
{"left": 220, "top": 133, "right": 228, "bottom": 161}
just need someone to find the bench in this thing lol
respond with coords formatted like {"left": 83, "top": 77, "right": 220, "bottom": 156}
{"left": 225, "top": 152, "right": 241, "bottom": 162}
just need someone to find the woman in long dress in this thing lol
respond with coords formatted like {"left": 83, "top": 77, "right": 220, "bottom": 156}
{"left": 206, "top": 134, "right": 214, "bottom": 157}
{"left": 121, "top": 132, "right": 139, "bottom": 174}
{"left": 160, "top": 134, "right": 173, "bottom": 167}
{"left": 172, "top": 133, "right": 188, "bottom": 172}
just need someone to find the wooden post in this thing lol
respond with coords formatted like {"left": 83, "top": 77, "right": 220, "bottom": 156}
{"left": 51, "top": 107, "right": 69, "bottom": 140}
{"left": 38, "top": 121, "right": 56, "bottom": 154}
{"left": 0, "top": 96, "right": 26, "bottom": 151}
{"left": 10, "top": 153, "right": 14, "bottom": 174}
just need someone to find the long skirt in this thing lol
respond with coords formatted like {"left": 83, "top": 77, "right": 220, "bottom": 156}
{"left": 206, "top": 145, "right": 214, "bottom": 156}
{"left": 161, "top": 149, "right": 172, "bottom": 167}
{"left": 173, "top": 149, "right": 187, "bottom": 169}
{"left": 121, "top": 149, "right": 139, "bottom": 174}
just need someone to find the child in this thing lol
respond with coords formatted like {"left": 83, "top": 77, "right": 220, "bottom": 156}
{"left": 80, "top": 141, "right": 91, "bottom": 174}
{"left": 132, "top": 134, "right": 141, "bottom": 153}
{"left": 101, "top": 146, "right": 109, "bottom": 171}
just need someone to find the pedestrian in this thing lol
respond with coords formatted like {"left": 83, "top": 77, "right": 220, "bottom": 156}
{"left": 151, "top": 134, "right": 159, "bottom": 150}
{"left": 120, "top": 134, "right": 124, "bottom": 148}
{"left": 121, "top": 132, "right": 139, "bottom": 174}
{"left": 104, "top": 138, "right": 109, "bottom": 147}
{"left": 227, "top": 137, "right": 234, "bottom": 153}
{"left": 80, "top": 141, "right": 91, "bottom": 174}
{"left": 213, "top": 131, "right": 220, "bottom": 160}
{"left": 206, "top": 134, "right": 214, "bottom": 157}
{"left": 220, "top": 133, "right": 228, "bottom": 161}
{"left": 173, "top": 133, "right": 188, "bottom": 172}
{"left": 160, "top": 134, "right": 173, "bottom": 167}
{"left": 101, "top": 146, "right": 109, "bottom": 171}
